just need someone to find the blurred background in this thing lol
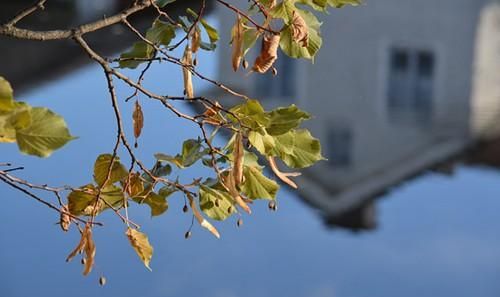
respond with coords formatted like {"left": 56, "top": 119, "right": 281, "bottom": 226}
{"left": 1, "top": 1, "right": 500, "bottom": 296}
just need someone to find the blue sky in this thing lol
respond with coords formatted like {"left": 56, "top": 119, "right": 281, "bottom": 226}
{"left": 0, "top": 39, "right": 500, "bottom": 297}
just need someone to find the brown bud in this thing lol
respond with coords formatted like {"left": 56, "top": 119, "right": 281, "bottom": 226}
{"left": 268, "top": 200, "right": 277, "bottom": 211}
{"left": 227, "top": 206, "right": 233, "bottom": 213}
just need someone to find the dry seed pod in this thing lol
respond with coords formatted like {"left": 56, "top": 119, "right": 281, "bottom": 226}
{"left": 268, "top": 156, "right": 301, "bottom": 189}
{"left": 242, "top": 59, "right": 249, "bottom": 69}
{"left": 181, "top": 45, "right": 194, "bottom": 98}
{"left": 237, "top": 218, "right": 243, "bottom": 227}
{"left": 133, "top": 100, "right": 144, "bottom": 140}
{"left": 291, "top": 10, "right": 309, "bottom": 47}
{"left": 232, "top": 132, "right": 244, "bottom": 186}
{"left": 252, "top": 34, "right": 280, "bottom": 74}
{"left": 182, "top": 205, "right": 189, "bottom": 213}
{"left": 59, "top": 204, "right": 71, "bottom": 232}
{"left": 231, "top": 15, "right": 244, "bottom": 71}
{"left": 81, "top": 258, "right": 86, "bottom": 265}
{"left": 184, "top": 231, "right": 192, "bottom": 239}
{"left": 272, "top": 67, "right": 278, "bottom": 76}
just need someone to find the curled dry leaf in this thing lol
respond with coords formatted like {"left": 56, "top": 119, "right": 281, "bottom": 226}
{"left": 181, "top": 45, "right": 194, "bottom": 98}
{"left": 60, "top": 204, "right": 71, "bottom": 232}
{"left": 232, "top": 132, "right": 244, "bottom": 186}
{"left": 191, "top": 27, "right": 201, "bottom": 53}
{"left": 187, "top": 193, "right": 221, "bottom": 239}
{"left": 133, "top": 100, "right": 144, "bottom": 141}
{"left": 268, "top": 156, "right": 301, "bottom": 189}
{"left": 126, "top": 228, "right": 154, "bottom": 271}
{"left": 291, "top": 10, "right": 309, "bottom": 47}
{"left": 252, "top": 34, "right": 280, "bottom": 74}
{"left": 231, "top": 15, "right": 244, "bottom": 71}
{"left": 66, "top": 224, "right": 96, "bottom": 276}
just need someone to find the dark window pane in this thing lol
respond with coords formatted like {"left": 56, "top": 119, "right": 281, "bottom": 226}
{"left": 390, "top": 48, "right": 409, "bottom": 72}
{"left": 328, "top": 129, "right": 352, "bottom": 167}
{"left": 417, "top": 51, "right": 434, "bottom": 77}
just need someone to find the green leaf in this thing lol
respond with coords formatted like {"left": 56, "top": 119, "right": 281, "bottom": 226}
{"left": 199, "top": 184, "right": 235, "bottom": 221}
{"left": 0, "top": 76, "right": 14, "bottom": 112}
{"left": 248, "top": 130, "right": 276, "bottom": 156}
{"left": 119, "top": 42, "right": 154, "bottom": 69}
{"left": 266, "top": 105, "right": 311, "bottom": 135}
{"left": 146, "top": 21, "right": 176, "bottom": 46}
{"left": 68, "top": 184, "right": 125, "bottom": 216}
{"left": 126, "top": 228, "right": 153, "bottom": 271}
{"left": 274, "top": 129, "right": 324, "bottom": 168}
{"left": 156, "top": 0, "right": 176, "bottom": 8}
{"left": 93, "top": 154, "right": 128, "bottom": 187}
{"left": 186, "top": 8, "right": 219, "bottom": 50}
{"left": 155, "top": 138, "right": 208, "bottom": 168}
{"left": 328, "top": 0, "right": 361, "bottom": 8}
{"left": 242, "top": 28, "right": 260, "bottom": 56}
{"left": 133, "top": 191, "right": 170, "bottom": 217}
{"left": 241, "top": 166, "right": 279, "bottom": 200}
{"left": 229, "top": 99, "right": 270, "bottom": 129}
{"left": 15, "top": 107, "right": 75, "bottom": 157}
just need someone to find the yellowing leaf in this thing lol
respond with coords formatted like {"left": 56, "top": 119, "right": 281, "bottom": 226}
{"left": 0, "top": 76, "right": 14, "bottom": 111}
{"left": 93, "top": 154, "right": 128, "bottom": 187}
{"left": 126, "top": 228, "right": 153, "bottom": 271}
{"left": 15, "top": 107, "right": 75, "bottom": 157}
{"left": 0, "top": 102, "right": 31, "bottom": 143}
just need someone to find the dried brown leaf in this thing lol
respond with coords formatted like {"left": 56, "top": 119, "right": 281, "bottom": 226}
{"left": 83, "top": 226, "right": 96, "bottom": 276}
{"left": 66, "top": 224, "right": 96, "bottom": 276}
{"left": 126, "top": 228, "right": 153, "bottom": 271}
{"left": 231, "top": 15, "right": 244, "bottom": 71}
{"left": 181, "top": 46, "right": 194, "bottom": 98}
{"left": 133, "top": 100, "right": 144, "bottom": 140}
{"left": 252, "top": 34, "right": 280, "bottom": 74}
{"left": 291, "top": 10, "right": 309, "bottom": 47}
{"left": 60, "top": 204, "right": 71, "bottom": 232}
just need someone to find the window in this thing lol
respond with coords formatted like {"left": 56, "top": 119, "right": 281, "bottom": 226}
{"left": 327, "top": 128, "right": 353, "bottom": 168}
{"left": 255, "top": 55, "right": 296, "bottom": 100}
{"left": 387, "top": 47, "right": 435, "bottom": 122}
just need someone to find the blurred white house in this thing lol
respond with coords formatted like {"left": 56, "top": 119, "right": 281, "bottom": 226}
{"left": 215, "top": 0, "right": 500, "bottom": 229}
